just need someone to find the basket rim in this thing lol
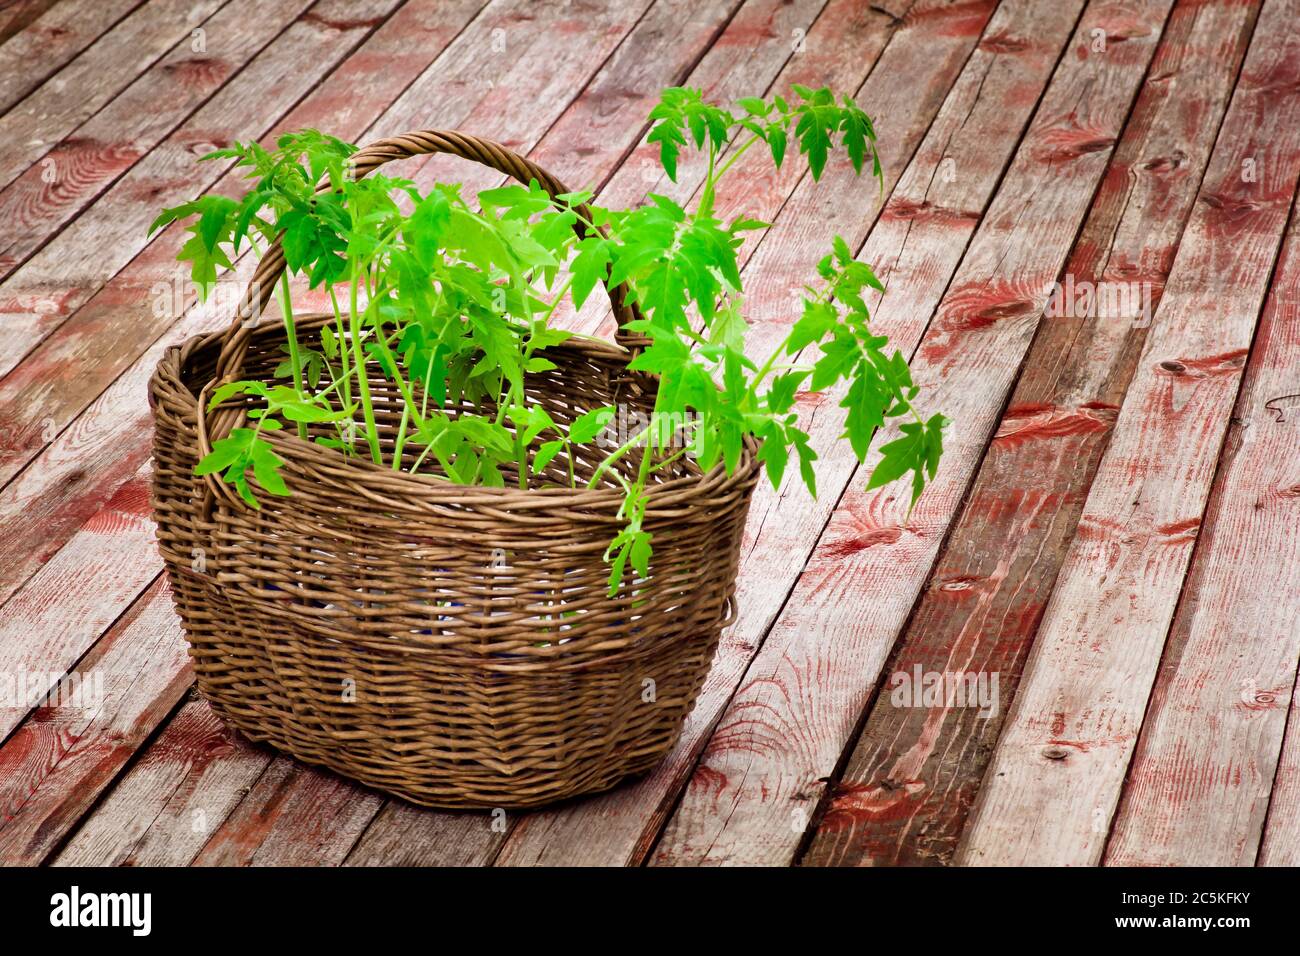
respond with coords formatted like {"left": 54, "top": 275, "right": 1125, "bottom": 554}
{"left": 154, "top": 313, "right": 761, "bottom": 516}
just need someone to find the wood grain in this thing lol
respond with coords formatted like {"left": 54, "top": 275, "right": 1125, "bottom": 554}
{"left": 804, "top": 0, "right": 1258, "bottom": 867}
{"left": 190, "top": 757, "right": 384, "bottom": 867}
{"left": 957, "top": 0, "right": 1300, "bottom": 866}
{"left": 1108, "top": 200, "right": 1300, "bottom": 867}
{"left": 650, "top": 0, "right": 1175, "bottom": 867}
{"left": 0, "top": 466, "right": 159, "bottom": 746}
{"left": 0, "top": 0, "right": 314, "bottom": 280}
{"left": 0, "top": 0, "right": 142, "bottom": 115}
{"left": 52, "top": 698, "right": 274, "bottom": 867}
{"left": 0, "top": 578, "right": 192, "bottom": 866}
{"left": 0, "top": 0, "right": 226, "bottom": 192}
{"left": 343, "top": 802, "right": 506, "bottom": 867}
{"left": 0, "top": 0, "right": 63, "bottom": 47}
{"left": 497, "top": 0, "right": 1001, "bottom": 868}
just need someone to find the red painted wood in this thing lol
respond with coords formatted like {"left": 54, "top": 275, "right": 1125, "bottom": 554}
{"left": 649, "top": 0, "right": 1175, "bottom": 866}
{"left": 190, "top": 758, "right": 384, "bottom": 866}
{"left": 958, "top": 0, "right": 1300, "bottom": 865}
{"left": 803, "top": 0, "right": 1258, "bottom": 867}
{"left": 0, "top": 466, "right": 159, "bottom": 745}
{"left": 343, "top": 802, "right": 507, "bottom": 866}
{"left": 53, "top": 699, "right": 274, "bottom": 866}
{"left": 0, "top": 0, "right": 226, "bottom": 192}
{"left": 0, "top": 0, "right": 62, "bottom": 47}
{"left": 0, "top": 0, "right": 315, "bottom": 281}
{"left": 1108, "top": 207, "right": 1300, "bottom": 867}
{"left": 0, "top": 0, "right": 407, "bottom": 383}
{"left": 0, "top": 578, "right": 192, "bottom": 866}
{"left": 497, "top": 0, "right": 1001, "bottom": 868}
{"left": 0, "top": 0, "right": 143, "bottom": 116}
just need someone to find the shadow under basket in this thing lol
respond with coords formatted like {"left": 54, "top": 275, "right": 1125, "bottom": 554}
{"left": 148, "top": 306, "right": 758, "bottom": 809}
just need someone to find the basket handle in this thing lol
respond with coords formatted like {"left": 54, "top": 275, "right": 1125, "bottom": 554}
{"left": 198, "top": 130, "right": 647, "bottom": 507}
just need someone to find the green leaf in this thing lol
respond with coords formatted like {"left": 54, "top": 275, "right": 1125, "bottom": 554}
{"left": 765, "top": 370, "right": 808, "bottom": 414}
{"left": 251, "top": 442, "right": 290, "bottom": 496}
{"left": 810, "top": 330, "right": 859, "bottom": 390}
{"left": 788, "top": 300, "right": 839, "bottom": 354}
{"left": 630, "top": 530, "right": 652, "bottom": 579}
{"left": 861, "top": 412, "right": 945, "bottom": 508}
{"left": 756, "top": 424, "right": 789, "bottom": 487}
{"left": 194, "top": 436, "right": 247, "bottom": 476}
{"left": 193, "top": 427, "right": 286, "bottom": 509}
{"left": 842, "top": 360, "right": 887, "bottom": 461}
{"left": 207, "top": 380, "right": 267, "bottom": 411}
{"left": 792, "top": 427, "right": 817, "bottom": 497}
{"left": 571, "top": 236, "right": 613, "bottom": 309}
{"left": 569, "top": 406, "right": 615, "bottom": 444}
{"left": 533, "top": 439, "right": 564, "bottom": 475}
{"left": 709, "top": 298, "right": 748, "bottom": 351}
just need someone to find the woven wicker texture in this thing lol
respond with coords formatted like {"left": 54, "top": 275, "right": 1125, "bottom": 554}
{"left": 149, "top": 131, "right": 759, "bottom": 808}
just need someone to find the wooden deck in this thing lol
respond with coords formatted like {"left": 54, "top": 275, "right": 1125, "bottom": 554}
{"left": 0, "top": 0, "right": 1297, "bottom": 867}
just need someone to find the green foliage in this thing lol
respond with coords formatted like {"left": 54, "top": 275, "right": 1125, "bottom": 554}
{"left": 159, "top": 86, "right": 944, "bottom": 596}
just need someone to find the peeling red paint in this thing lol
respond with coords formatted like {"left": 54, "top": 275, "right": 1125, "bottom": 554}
{"left": 822, "top": 527, "right": 904, "bottom": 559}
{"left": 994, "top": 404, "right": 1116, "bottom": 445}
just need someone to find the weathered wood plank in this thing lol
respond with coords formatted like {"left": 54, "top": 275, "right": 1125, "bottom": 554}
{"left": 1263, "top": 730, "right": 1300, "bottom": 864}
{"left": 496, "top": 0, "right": 1006, "bottom": 867}
{"left": 649, "top": 0, "right": 1175, "bottom": 867}
{"left": 0, "top": 0, "right": 227, "bottom": 191}
{"left": 0, "top": 466, "right": 159, "bottom": 745}
{"left": 804, "top": 0, "right": 1258, "bottom": 867}
{"left": 343, "top": 802, "right": 505, "bottom": 867}
{"left": 1260, "top": 511, "right": 1300, "bottom": 866}
{"left": 0, "top": 0, "right": 62, "bottom": 47}
{"left": 0, "top": 0, "right": 142, "bottom": 114}
{"left": 0, "top": 0, "right": 484, "bottom": 605}
{"left": 0, "top": 578, "right": 192, "bottom": 866}
{"left": 0, "top": 0, "right": 316, "bottom": 280}
{"left": 52, "top": 698, "right": 274, "bottom": 867}
{"left": 0, "top": 0, "right": 409, "bottom": 383}
{"left": 957, "top": 0, "right": 1300, "bottom": 866}
{"left": 1107, "top": 210, "right": 1300, "bottom": 867}
{"left": 188, "top": 758, "right": 383, "bottom": 866}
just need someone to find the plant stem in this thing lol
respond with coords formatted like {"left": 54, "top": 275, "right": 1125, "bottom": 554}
{"left": 277, "top": 272, "right": 308, "bottom": 440}
{"left": 587, "top": 427, "right": 648, "bottom": 489}
{"left": 711, "top": 132, "right": 762, "bottom": 186}
{"left": 328, "top": 286, "right": 353, "bottom": 449}
{"left": 349, "top": 271, "right": 382, "bottom": 465}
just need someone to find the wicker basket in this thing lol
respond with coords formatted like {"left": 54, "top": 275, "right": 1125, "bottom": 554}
{"left": 148, "top": 131, "right": 759, "bottom": 809}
